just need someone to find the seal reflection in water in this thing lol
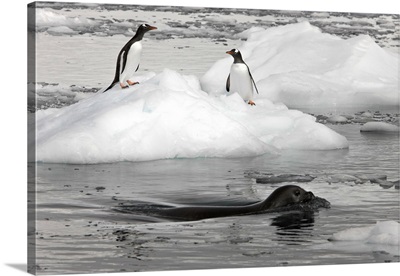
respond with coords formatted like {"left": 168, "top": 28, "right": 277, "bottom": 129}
{"left": 156, "top": 185, "right": 315, "bottom": 221}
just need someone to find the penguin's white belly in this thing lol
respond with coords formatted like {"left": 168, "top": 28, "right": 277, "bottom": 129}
{"left": 229, "top": 63, "right": 253, "bottom": 101}
{"left": 120, "top": 41, "right": 142, "bottom": 83}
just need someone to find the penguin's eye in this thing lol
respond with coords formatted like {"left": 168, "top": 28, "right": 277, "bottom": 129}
{"left": 294, "top": 190, "right": 301, "bottom": 197}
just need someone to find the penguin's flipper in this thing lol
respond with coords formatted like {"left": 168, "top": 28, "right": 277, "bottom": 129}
{"left": 247, "top": 66, "right": 259, "bottom": 94}
{"left": 104, "top": 53, "right": 122, "bottom": 93}
{"left": 226, "top": 74, "right": 230, "bottom": 92}
{"left": 120, "top": 50, "right": 128, "bottom": 74}
{"left": 135, "top": 64, "right": 140, "bottom": 72}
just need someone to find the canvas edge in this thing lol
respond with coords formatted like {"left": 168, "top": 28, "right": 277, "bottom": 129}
{"left": 27, "top": 2, "right": 37, "bottom": 275}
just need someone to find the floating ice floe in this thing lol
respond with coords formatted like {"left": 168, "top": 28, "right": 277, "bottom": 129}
{"left": 201, "top": 22, "right": 398, "bottom": 109}
{"left": 326, "top": 174, "right": 399, "bottom": 189}
{"left": 360, "top": 122, "right": 399, "bottom": 132}
{"left": 30, "top": 4, "right": 399, "bottom": 50}
{"left": 326, "top": 115, "right": 348, "bottom": 124}
{"left": 245, "top": 171, "right": 398, "bottom": 188}
{"left": 31, "top": 69, "right": 349, "bottom": 164}
{"left": 28, "top": 82, "right": 98, "bottom": 112}
{"left": 255, "top": 174, "right": 316, "bottom": 184}
{"left": 315, "top": 111, "right": 399, "bottom": 125}
{"left": 46, "top": 26, "right": 78, "bottom": 35}
{"left": 34, "top": 9, "right": 99, "bottom": 31}
{"left": 329, "top": 221, "right": 399, "bottom": 246}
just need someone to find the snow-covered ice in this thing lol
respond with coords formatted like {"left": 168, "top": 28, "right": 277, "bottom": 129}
{"left": 360, "top": 122, "right": 399, "bottom": 132}
{"left": 329, "top": 221, "right": 399, "bottom": 246}
{"left": 32, "top": 69, "right": 348, "bottom": 164}
{"left": 31, "top": 22, "right": 400, "bottom": 164}
{"left": 201, "top": 22, "right": 398, "bottom": 109}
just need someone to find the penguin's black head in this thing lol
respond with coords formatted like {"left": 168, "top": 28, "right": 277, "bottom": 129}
{"left": 226, "top": 48, "right": 241, "bottom": 56}
{"left": 226, "top": 49, "right": 244, "bottom": 63}
{"left": 137, "top": 23, "right": 157, "bottom": 33}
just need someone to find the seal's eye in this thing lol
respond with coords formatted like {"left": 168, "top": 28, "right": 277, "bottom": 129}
{"left": 294, "top": 190, "right": 301, "bottom": 197}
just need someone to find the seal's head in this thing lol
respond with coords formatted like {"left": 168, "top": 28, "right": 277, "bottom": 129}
{"left": 264, "top": 185, "right": 315, "bottom": 209}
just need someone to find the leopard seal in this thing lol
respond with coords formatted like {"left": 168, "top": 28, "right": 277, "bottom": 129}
{"left": 156, "top": 185, "right": 315, "bottom": 221}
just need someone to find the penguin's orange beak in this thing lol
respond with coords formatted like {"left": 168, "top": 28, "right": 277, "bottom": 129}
{"left": 148, "top": 26, "right": 157, "bottom": 30}
{"left": 226, "top": 50, "right": 234, "bottom": 55}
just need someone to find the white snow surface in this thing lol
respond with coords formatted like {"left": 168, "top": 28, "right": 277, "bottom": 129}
{"left": 329, "top": 221, "right": 399, "bottom": 246}
{"left": 33, "top": 69, "right": 348, "bottom": 164}
{"left": 201, "top": 22, "right": 399, "bottom": 108}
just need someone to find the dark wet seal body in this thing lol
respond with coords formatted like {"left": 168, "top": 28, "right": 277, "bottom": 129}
{"left": 140, "top": 185, "right": 325, "bottom": 221}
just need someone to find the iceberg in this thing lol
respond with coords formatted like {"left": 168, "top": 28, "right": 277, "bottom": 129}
{"left": 32, "top": 69, "right": 348, "bottom": 164}
{"left": 201, "top": 22, "right": 398, "bottom": 109}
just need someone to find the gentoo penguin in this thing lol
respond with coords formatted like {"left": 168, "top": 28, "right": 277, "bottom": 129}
{"left": 226, "top": 49, "right": 259, "bottom": 105}
{"left": 103, "top": 24, "right": 157, "bottom": 92}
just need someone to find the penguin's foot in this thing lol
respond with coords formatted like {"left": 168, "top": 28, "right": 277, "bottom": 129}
{"left": 127, "top": 80, "right": 139, "bottom": 86}
{"left": 120, "top": 83, "right": 129, "bottom": 89}
{"left": 248, "top": 100, "right": 256, "bottom": 106}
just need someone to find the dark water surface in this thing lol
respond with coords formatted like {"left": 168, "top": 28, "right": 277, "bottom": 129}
{"left": 30, "top": 124, "right": 399, "bottom": 274}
